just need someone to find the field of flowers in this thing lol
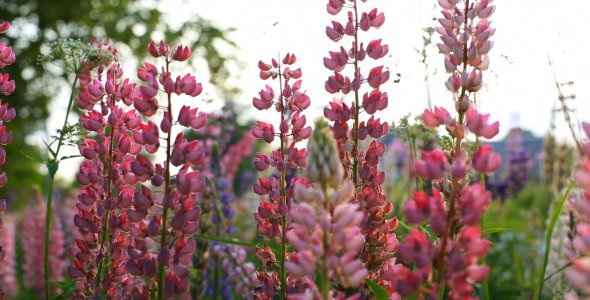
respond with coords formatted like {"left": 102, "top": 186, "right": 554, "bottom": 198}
{"left": 0, "top": 0, "right": 588, "bottom": 299}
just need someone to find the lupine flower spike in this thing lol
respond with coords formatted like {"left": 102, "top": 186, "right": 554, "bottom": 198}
{"left": 287, "top": 119, "right": 367, "bottom": 299}
{"left": 251, "top": 53, "right": 311, "bottom": 298}
{"left": 382, "top": 0, "right": 500, "bottom": 298}
{"left": 322, "top": 0, "right": 397, "bottom": 279}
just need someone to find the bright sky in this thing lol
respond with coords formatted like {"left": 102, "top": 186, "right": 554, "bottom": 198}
{"left": 188, "top": 0, "right": 590, "bottom": 141}
{"left": 48, "top": 0, "right": 590, "bottom": 179}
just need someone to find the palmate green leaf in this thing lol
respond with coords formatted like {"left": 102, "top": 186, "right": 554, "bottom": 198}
{"left": 366, "top": 279, "right": 388, "bottom": 300}
{"left": 194, "top": 234, "right": 256, "bottom": 248}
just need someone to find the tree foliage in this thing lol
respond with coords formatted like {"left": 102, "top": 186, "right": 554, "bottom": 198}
{"left": 0, "top": 0, "right": 238, "bottom": 202}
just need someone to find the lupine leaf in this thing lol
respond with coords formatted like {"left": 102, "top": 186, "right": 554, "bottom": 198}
{"left": 366, "top": 279, "right": 388, "bottom": 300}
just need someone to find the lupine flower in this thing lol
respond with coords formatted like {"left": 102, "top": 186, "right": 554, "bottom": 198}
{"left": 69, "top": 41, "right": 207, "bottom": 298}
{"left": 0, "top": 21, "right": 15, "bottom": 273}
{"left": 414, "top": 149, "right": 448, "bottom": 180}
{"left": 251, "top": 53, "right": 311, "bottom": 298}
{"left": 472, "top": 145, "right": 501, "bottom": 174}
{"left": 385, "top": 0, "right": 498, "bottom": 297}
{"left": 321, "top": 0, "right": 397, "bottom": 278}
{"left": 422, "top": 106, "right": 453, "bottom": 128}
{"left": 466, "top": 109, "right": 500, "bottom": 139}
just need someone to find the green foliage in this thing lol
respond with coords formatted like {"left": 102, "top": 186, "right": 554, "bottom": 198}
{"left": 391, "top": 114, "right": 436, "bottom": 148}
{"left": 534, "top": 182, "right": 573, "bottom": 300}
{"left": 366, "top": 279, "right": 389, "bottom": 300}
{"left": 48, "top": 279, "right": 77, "bottom": 300}
{"left": 484, "top": 182, "right": 555, "bottom": 299}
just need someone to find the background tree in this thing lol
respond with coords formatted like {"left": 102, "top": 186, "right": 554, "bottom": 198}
{"left": 0, "top": 0, "right": 239, "bottom": 204}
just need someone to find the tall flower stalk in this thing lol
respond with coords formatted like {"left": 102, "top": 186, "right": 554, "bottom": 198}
{"left": 381, "top": 0, "right": 499, "bottom": 298}
{"left": 39, "top": 38, "right": 116, "bottom": 299}
{"left": 0, "top": 22, "right": 15, "bottom": 290}
{"left": 286, "top": 119, "right": 367, "bottom": 299}
{"left": 136, "top": 41, "right": 206, "bottom": 299}
{"left": 322, "top": 0, "right": 396, "bottom": 273}
{"left": 251, "top": 53, "right": 311, "bottom": 298}
{"left": 68, "top": 40, "right": 206, "bottom": 299}
{"left": 69, "top": 61, "right": 145, "bottom": 297}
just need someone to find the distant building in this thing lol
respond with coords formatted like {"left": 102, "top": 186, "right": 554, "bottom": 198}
{"left": 489, "top": 127, "right": 544, "bottom": 181}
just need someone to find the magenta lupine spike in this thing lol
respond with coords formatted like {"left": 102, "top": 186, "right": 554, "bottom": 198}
{"left": 69, "top": 62, "right": 149, "bottom": 298}
{"left": 383, "top": 0, "right": 499, "bottom": 297}
{"left": 0, "top": 22, "right": 15, "bottom": 280}
{"left": 321, "top": 0, "right": 397, "bottom": 274}
{"left": 24, "top": 199, "right": 65, "bottom": 297}
{"left": 0, "top": 216, "right": 16, "bottom": 297}
{"left": 127, "top": 40, "right": 206, "bottom": 299}
{"left": 251, "top": 53, "right": 311, "bottom": 298}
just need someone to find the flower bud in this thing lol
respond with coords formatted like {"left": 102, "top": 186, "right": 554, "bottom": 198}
{"left": 306, "top": 118, "right": 344, "bottom": 188}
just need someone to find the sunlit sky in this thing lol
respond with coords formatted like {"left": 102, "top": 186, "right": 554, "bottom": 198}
{"left": 48, "top": 0, "right": 590, "bottom": 179}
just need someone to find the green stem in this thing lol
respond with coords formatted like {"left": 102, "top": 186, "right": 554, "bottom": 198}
{"left": 95, "top": 90, "right": 117, "bottom": 292}
{"left": 278, "top": 59, "right": 288, "bottom": 300}
{"left": 410, "top": 137, "right": 422, "bottom": 191}
{"left": 55, "top": 75, "right": 79, "bottom": 156}
{"left": 44, "top": 73, "right": 78, "bottom": 300}
{"left": 435, "top": 0, "right": 469, "bottom": 291}
{"left": 480, "top": 180, "right": 490, "bottom": 300}
{"left": 44, "top": 175, "right": 56, "bottom": 299}
{"left": 351, "top": 0, "right": 360, "bottom": 193}
{"left": 543, "top": 261, "right": 572, "bottom": 282}
{"left": 533, "top": 182, "right": 573, "bottom": 300}
{"left": 157, "top": 59, "right": 173, "bottom": 300}
{"left": 320, "top": 182, "right": 329, "bottom": 300}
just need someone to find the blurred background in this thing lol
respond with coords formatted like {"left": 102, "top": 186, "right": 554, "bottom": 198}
{"left": 0, "top": 0, "right": 588, "bottom": 298}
